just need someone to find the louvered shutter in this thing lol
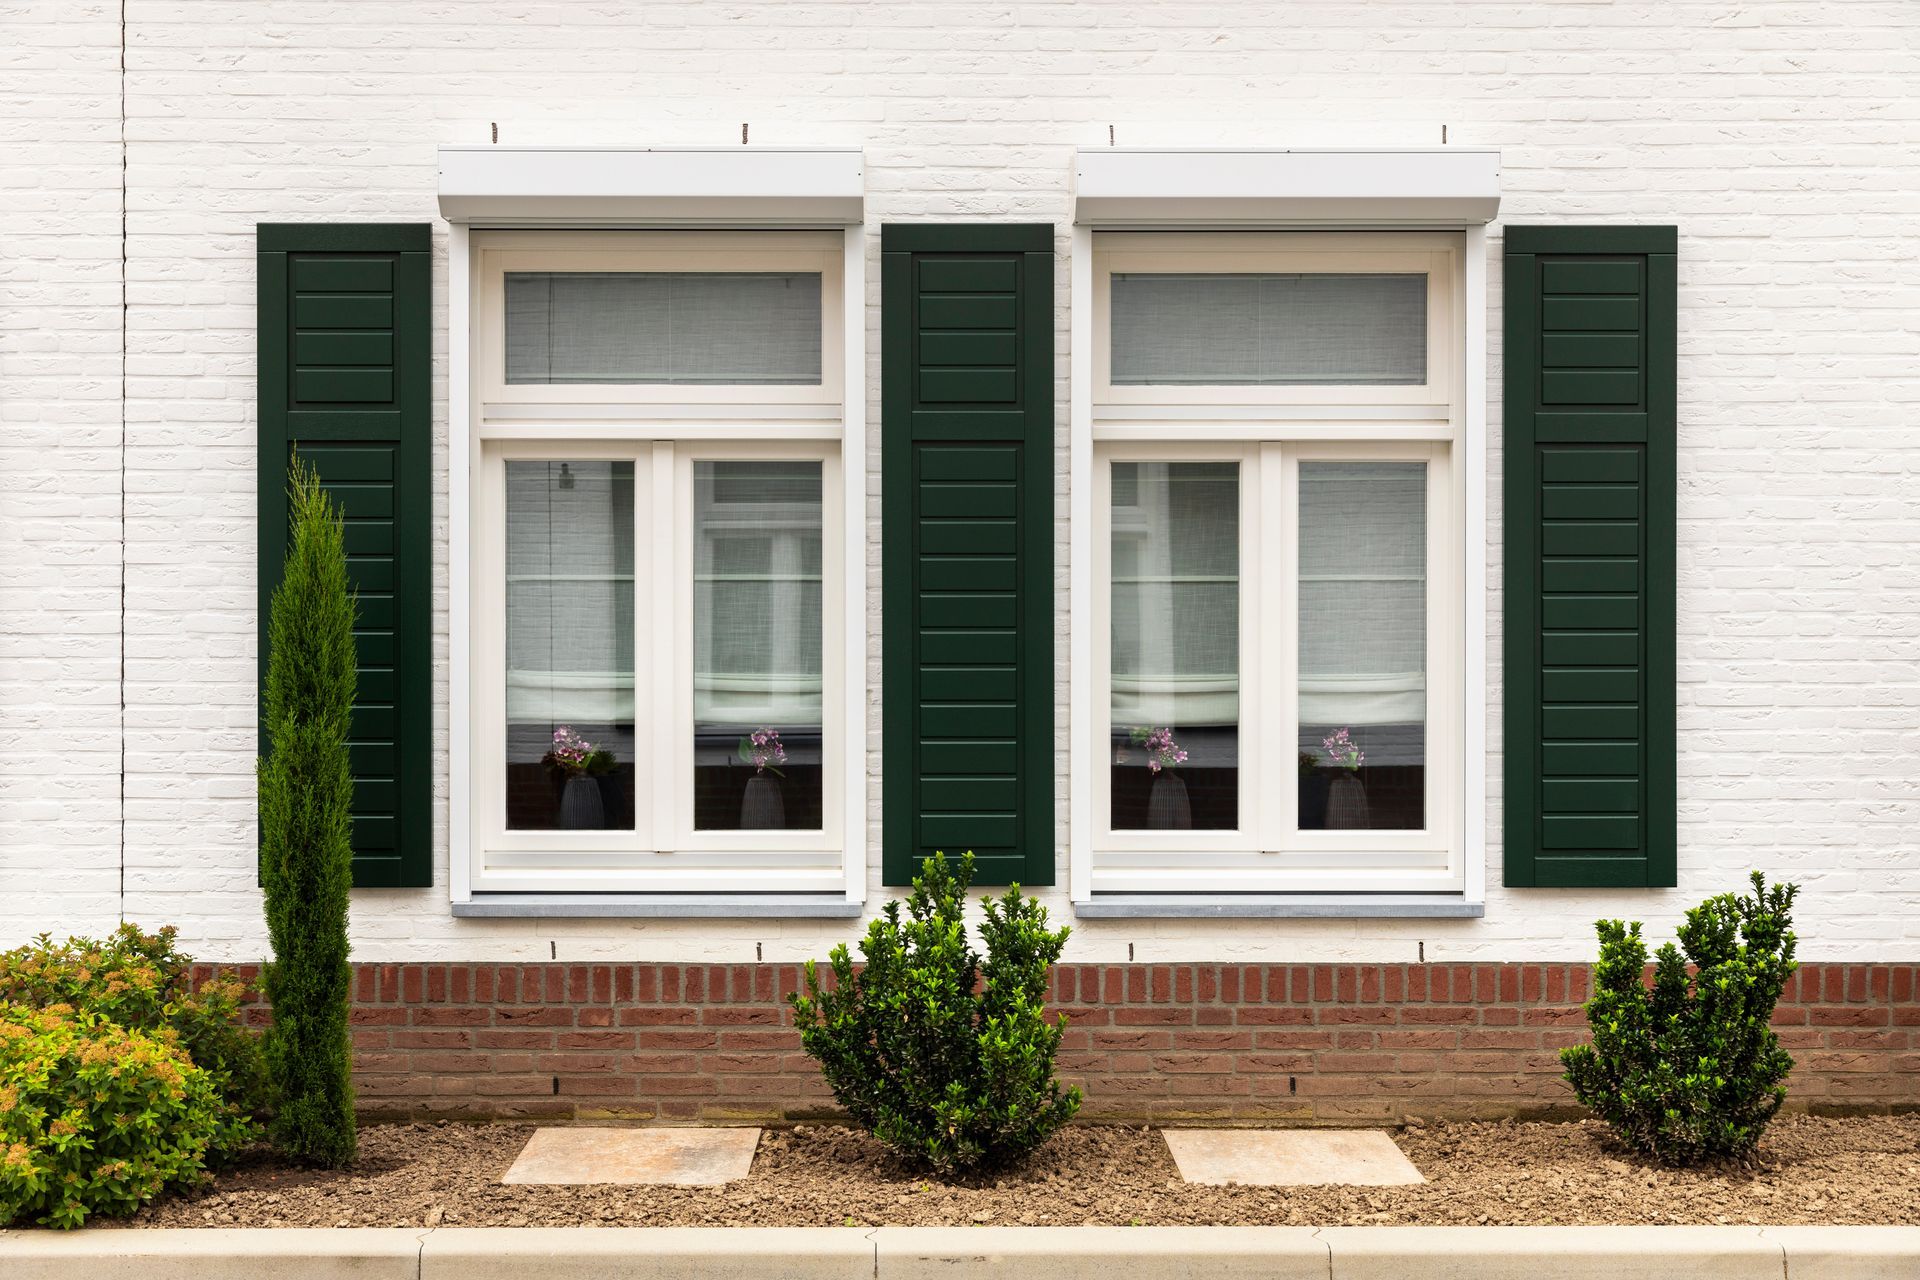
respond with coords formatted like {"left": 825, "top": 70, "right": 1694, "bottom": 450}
{"left": 258, "top": 223, "right": 433, "bottom": 888}
{"left": 881, "top": 224, "right": 1055, "bottom": 887}
{"left": 1503, "top": 225, "right": 1677, "bottom": 888}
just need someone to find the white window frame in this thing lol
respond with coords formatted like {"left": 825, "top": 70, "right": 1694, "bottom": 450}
{"left": 451, "top": 227, "right": 867, "bottom": 904}
{"left": 1069, "top": 229, "right": 1485, "bottom": 905}
{"left": 1090, "top": 438, "right": 1459, "bottom": 893}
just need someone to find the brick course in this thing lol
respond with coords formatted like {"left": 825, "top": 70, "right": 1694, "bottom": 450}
{"left": 200, "top": 961, "right": 1920, "bottom": 1123}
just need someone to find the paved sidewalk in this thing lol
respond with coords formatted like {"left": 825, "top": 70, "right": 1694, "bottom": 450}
{"left": 3, "top": 1224, "right": 1916, "bottom": 1278}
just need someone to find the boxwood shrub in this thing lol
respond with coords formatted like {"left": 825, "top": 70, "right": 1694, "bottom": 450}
{"left": 790, "top": 852, "right": 1082, "bottom": 1176}
{"left": 1562, "top": 872, "right": 1800, "bottom": 1164}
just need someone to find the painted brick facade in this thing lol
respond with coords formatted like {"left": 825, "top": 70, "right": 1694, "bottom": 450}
{"left": 3, "top": 0, "right": 1918, "bottom": 1025}
{"left": 193, "top": 961, "right": 1920, "bottom": 1122}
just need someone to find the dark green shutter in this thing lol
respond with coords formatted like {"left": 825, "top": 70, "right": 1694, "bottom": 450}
{"left": 1504, "top": 225, "right": 1676, "bottom": 888}
{"left": 258, "top": 223, "right": 433, "bottom": 889}
{"left": 881, "top": 224, "right": 1054, "bottom": 887}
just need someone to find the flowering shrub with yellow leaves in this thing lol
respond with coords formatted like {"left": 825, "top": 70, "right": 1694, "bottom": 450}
{"left": 0, "top": 924, "right": 267, "bottom": 1136}
{"left": 0, "top": 925, "right": 265, "bottom": 1227}
{"left": 0, "top": 1004, "right": 230, "bottom": 1228}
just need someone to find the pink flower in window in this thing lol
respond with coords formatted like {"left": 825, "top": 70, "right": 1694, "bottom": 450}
{"left": 1322, "top": 727, "right": 1364, "bottom": 772}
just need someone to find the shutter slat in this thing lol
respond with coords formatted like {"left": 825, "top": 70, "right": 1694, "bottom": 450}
{"left": 1504, "top": 226, "right": 1677, "bottom": 889}
{"left": 883, "top": 226, "right": 1055, "bottom": 887}
{"left": 259, "top": 223, "right": 433, "bottom": 889}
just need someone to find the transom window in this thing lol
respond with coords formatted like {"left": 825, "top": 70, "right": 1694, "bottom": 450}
{"left": 1110, "top": 272, "right": 1427, "bottom": 386}
{"left": 468, "top": 231, "right": 847, "bottom": 894}
{"left": 1090, "top": 232, "right": 1465, "bottom": 895}
{"left": 505, "top": 271, "right": 823, "bottom": 386}
{"left": 475, "top": 231, "right": 843, "bottom": 409}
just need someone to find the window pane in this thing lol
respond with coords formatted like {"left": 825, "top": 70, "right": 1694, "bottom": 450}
{"left": 1111, "top": 273, "right": 1426, "bottom": 386}
{"left": 505, "top": 271, "right": 823, "bottom": 386}
{"left": 1110, "top": 461, "right": 1238, "bottom": 830}
{"left": 1298, "top": 461, "right": 1426, "bottom": 831}
{"left": 693, "top": 460, "right": 824, "bottom": 831}
{"left": 504, "top": 461, "right": 636, "bottom": 831}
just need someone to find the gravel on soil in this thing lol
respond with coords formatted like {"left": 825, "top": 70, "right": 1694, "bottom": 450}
{"left": 113, "top": 1113, "right": 1920, "bottom": 1230}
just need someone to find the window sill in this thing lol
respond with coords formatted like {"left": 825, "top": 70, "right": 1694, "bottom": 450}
{"left": 450, "top": 893, "right": 865, "bottom": 919}
{"left": 1071, "top": 893, "right": 1483, "bottom": 919}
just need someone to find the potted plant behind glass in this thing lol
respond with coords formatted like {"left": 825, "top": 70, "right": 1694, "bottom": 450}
{"left": 1322, "top": 727, "right": 1370, "bottom": 830}
{"left": 738, "top": 727, "right": 786, "bottom": 830}
{"left": 544, "top": 726, "right": 612, "bottom": 830}
{"left": 1132, "top": 725, "right": 1191, "bottom": 830}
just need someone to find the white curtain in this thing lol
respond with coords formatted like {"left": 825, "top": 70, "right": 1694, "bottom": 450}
{"left": 1298, "top": 461, "right": 1426, "bottom": 730}
{"left": 1111, "top": 272, "right": 1426, "bottom": 386}
{"left": 506, "top": 271, "right": 822, "bottom": 386}
{"left": 693, "top": 461, "right": 824, "bottom": 728}
{"left": 1109, "top": 461, "right": 1239, "bottom": 729}
{"left": 504, "top": 460, "right": 636, "bottom": 725}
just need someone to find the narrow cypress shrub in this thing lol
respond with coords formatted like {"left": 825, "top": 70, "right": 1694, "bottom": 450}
{"left": 257, "top": 461, "right": 358, "bottom": 1167}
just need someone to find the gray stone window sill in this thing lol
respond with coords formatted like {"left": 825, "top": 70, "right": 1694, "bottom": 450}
{"left": 450, "top": 894, "right": 865, "bottom": 919}
{"left": 1071, "top": 894, "right": 1484, "bottom": 919}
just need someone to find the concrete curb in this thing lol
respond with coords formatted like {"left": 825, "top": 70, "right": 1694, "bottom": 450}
{"left": 1, "top": 1224, "right": 1916, "bottom": 1278}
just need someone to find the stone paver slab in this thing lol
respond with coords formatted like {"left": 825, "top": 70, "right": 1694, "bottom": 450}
{"left": 501, "top": 1126, "right": 760, "bottom": 1186}
{"left": 1163, "top": 1128, "right": 1425, "bottom": 1186}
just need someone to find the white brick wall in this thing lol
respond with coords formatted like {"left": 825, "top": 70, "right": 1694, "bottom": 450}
{"left": 5, "top": 0, "right": 1918, "bottom": 965}
{"left": 0, "top": 1, "right": 125, "bottom": 940}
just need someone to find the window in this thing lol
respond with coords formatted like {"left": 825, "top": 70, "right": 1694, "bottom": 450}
{"left": 468, "top": 231, "right": 849, "bottom": 895}
{"left": 1110, "top": 272, "right": 1427, "bottom": 386}
{"left": 691, "top": 459, "right": 825, "bottom": 832}
{"left": 475, "top": 231, "right": 843, "bottom": 408}
{"left": 1088, "top": 233, "right": 1464, "bottom": 895}
{"left": 505, "top": 272, "right": 823, "bottom": 386}
{"left": 1108, "top": 459, "right": 1240, "bottom": 831}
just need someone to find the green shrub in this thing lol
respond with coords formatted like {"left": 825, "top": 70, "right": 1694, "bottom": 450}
{"left": 0, "top": 1004, "right": 231, "bottom": 1228}
{"left": 258, "top": 461, "right": 358, "bottom": 1167}
{"left": 789, "top": 852, "right": 1081, "bottom": 1176}
{"left": 1562, "top": 872, "right": 1801, "bottom": 1164}
{"left": 0, "top": 924, "right": 265, "bottom": 1151}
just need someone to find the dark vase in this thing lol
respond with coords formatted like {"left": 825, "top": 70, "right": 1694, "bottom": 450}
{"left": 741, "top": 773, "right": 786, "bottom": 830}
{"left": 557, "top": 775, "right": 605, "bottom": 830}
{"left": 1299, "top": 772, "right": 1331, "bottom": 829}
{"left": 1146, "top": 772, "right": 1193, "bottom": 830}
{"left": 1325, "top": 771, "right": 1371, "bottom": 830}
{"left": 595, "top": 772, "right": 623, "bottom": 828}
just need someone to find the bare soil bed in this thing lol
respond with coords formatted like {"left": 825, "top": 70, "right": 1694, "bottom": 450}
{"left": 115, "top": 1114, "right": 1920, "bottom": 1230}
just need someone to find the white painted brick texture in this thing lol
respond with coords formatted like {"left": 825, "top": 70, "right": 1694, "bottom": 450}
{"left": 4, "top": 1, "right": 1917, "bottom": 964}
{"left": 0, "top": 2, "right": 125, "bottom": 940}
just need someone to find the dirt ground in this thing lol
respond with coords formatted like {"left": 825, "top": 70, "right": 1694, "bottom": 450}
{"left": 114, "top": 1113, "right": 1920, "bottom": 1229}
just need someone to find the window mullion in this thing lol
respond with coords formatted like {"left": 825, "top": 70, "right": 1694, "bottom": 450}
{"left": 1091, "top": 457, "right": 1114, "bottom": 844}
{"left": 1262, "top": 440, "right": 1295, "bottom": 855}
{"left": 648, "top": 439, "right": 678, "bottom": 854}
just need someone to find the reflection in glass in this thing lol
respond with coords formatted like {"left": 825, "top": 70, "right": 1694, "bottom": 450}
{"left": 1110, "top": 461, "right": 1239, "bottom": 831}
{"left": 504, "top": 461, "right": 636, "bottom": 831}
{"left": 693, "top": 461, "right": 824, "bottom": 831}
{"left": 1298, "top": 461, "right": 1426, "bottom": 831}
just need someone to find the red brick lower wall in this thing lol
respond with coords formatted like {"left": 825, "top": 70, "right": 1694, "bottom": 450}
{"left": 212, "top": 961, "right": 1919, "bottom": 1123}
